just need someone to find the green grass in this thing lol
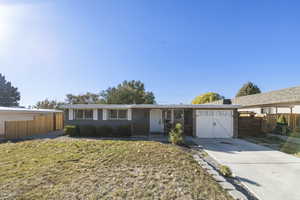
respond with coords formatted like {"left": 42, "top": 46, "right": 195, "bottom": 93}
{"left": 0, "top": 139, "right": 233, "bottom": 200}
{"left": 287, "top": 131, "right": 300, "bottom": 138}
{"left": 243, "top": 135, "right": 300, "bottom": 157}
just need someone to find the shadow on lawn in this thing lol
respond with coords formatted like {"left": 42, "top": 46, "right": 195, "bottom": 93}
{"left": 0, "top": 131, "right": 64, "bottom": 144}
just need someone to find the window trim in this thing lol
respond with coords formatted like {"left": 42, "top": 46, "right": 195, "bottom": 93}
{"left": 107, "top": 109, "right": 128, "bottom": 120}
{"left": 74, "top": 109, "right": 93, "bottom": 120}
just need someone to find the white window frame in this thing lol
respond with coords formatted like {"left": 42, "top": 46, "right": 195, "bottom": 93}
{"left": 69, "top": 109, "right": 74, "bottom": 120}
{"left": 74, "top": 109, "right": 94, "bottom": 120}
{"left": 107, "top": 109, "right": 129, "bottom": 120}
{"left": 93, "top": 109, "right": 98, "bottom": 120}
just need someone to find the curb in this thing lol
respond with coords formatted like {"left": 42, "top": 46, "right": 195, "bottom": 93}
{"left": 193, "top": 154, "right": 248, "bottom": 200}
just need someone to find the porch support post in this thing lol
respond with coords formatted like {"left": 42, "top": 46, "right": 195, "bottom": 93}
{"left": 171, "top": 109, "right": 174, "bottom": 124}
{"left": 289, "top": 107, "right": 293, "bottom": 128}
{"left": 233, "top": 110, "right": 239, "bottom": 138}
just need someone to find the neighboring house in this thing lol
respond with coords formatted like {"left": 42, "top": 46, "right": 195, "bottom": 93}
{"left": 212, "top": 86, "right": 300, "bottom": 115}
{"left": 62, "top": 104, "right": 240, "bottom": 138}
{"left": 210, "top": 86, "right": 300, "bottom": 130}
{"left": 0, "top": 107, "right": 63, "bottom": 137}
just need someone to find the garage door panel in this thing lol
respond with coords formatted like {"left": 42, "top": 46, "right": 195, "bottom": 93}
{"left": 196, "top": 110, "right": 233, "bottom": 138}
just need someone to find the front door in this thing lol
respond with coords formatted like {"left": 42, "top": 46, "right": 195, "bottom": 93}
{"left": 150, "top": 109, "right": 164, "bottom": 133}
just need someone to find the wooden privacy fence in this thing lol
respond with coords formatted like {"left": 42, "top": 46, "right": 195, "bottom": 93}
{"left": 262, "top": 114, "right": 300, "bottom": 133}
{"left": 238, "top": 113, "right": 300, "bottom": 137}
{"left": 238, "top": 116, "right": 263, "bottom": 137}
{"left": 54, "top": 112, "right": 64, "bottom": 130}
{"left": 4, "top": 113, "right": 64, "bottom": 139}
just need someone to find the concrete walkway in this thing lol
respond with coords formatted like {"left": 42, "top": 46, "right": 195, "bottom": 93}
{"left": 192, "top": 138, "right": 300, "bottom": 200}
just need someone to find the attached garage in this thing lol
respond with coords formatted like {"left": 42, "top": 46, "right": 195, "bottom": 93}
{"left": 195, "top": 109, "right": 237, "bottom": 138}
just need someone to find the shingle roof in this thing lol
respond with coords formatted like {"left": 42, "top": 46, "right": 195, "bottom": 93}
{"left": 231, "top": 86, "right": 300, "bottom": 107}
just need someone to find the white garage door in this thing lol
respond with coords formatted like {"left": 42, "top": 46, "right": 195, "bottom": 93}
{"left": 196, "top": 110, "right": 233, "bottom": 138}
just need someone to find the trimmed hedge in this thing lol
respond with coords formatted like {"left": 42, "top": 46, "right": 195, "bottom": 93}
{"left": 115, "top": 125, "right": 131, "bottom": 137}
{"left": 68, "top": 124, "right": 132, "bottom": 138}
{"left": 64, "top": 125, "right": 79, "bottom": 137}
{"left": 79, "top": 125, "right": 96, "bottom": 137}
{"left": 96, "top": 125, "right": 113, "bottom": 137}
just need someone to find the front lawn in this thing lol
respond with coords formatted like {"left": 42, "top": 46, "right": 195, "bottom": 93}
{"left": 0, "top": 139, "right": 232, "bottom": 200}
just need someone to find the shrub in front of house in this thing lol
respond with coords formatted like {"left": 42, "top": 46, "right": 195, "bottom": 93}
{"left": 169, "top": 123, "right": 184, "bottom": 145}
{"left": 277, "top": 115, "right": 287, "bottom": 125}
{"left": 115, "top": 125, "right": 131, "bottom": 137}
{"left": 274, "top": 115, "right": 290, "bottom": 135}
{"left": 64, "top": 125, "right": 79, "bottom": 137}
{"left": 78, "top": 125, "right": 96, "bottom": 137}
{"left": 66, "top": 124, "right": 132, "bottom": 138}
{"left": 96, "top": 125, "right": 114, "bottom": 137}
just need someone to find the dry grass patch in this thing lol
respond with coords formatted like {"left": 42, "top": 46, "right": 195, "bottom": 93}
{"left": 0, "top": 139, "right": 233, "bottom": 200}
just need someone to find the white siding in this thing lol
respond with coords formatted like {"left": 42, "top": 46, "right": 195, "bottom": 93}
{"left": 277, "top": 108, "right": 291, "bottom": 113}
{"left": 239, "top": 106, "right": 300, "bottom": 114}
{"left": 238, "top": 108, "right": 262, "bottom": 114}
{"left": 0, "top": 113, "right": 39, "bottom": 135}
{"left": 294, "top": 106, "right": 300, "bottom": 113}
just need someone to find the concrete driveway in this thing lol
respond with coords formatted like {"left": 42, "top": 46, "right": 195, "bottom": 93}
{"left": 192, "top": 138, "right": 300, "bottom": 200}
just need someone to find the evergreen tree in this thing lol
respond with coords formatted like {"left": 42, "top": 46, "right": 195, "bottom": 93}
{"left": 0, "top": 73, "right": 20, "bottom": 107}
{"left": 236, "top": 82, "right": 261, "bottom": 97}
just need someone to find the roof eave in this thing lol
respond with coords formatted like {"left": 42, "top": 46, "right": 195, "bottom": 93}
{"left": 61, "top": 104, "right": 241, "bottom": 109}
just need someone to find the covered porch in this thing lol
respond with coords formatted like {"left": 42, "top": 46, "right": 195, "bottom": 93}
{"left": 148, "top": 108, "right": 193, "bottom": 136}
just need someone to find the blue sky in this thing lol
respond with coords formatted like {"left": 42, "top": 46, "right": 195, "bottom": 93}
{"left": 1, "top": 0, "right": 300, "bottom": 106}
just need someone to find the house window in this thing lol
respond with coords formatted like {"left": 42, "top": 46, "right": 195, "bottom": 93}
{"left": 174, "top": 109, "right": 184, "bottom": 120}
{"left": 108, "top": 110, "right": 118, "bottom": 119}
{"left": 118, "top": 110, "right": 128, "bottom": 119}
{"left": 108, "top": 109, "right": 128, "bottom": 120}
{"left": 74, "top": 109, "right": 93, "bottom": 120}
{"left": 165, "top": 110, "right": 172, "bottom": 120}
